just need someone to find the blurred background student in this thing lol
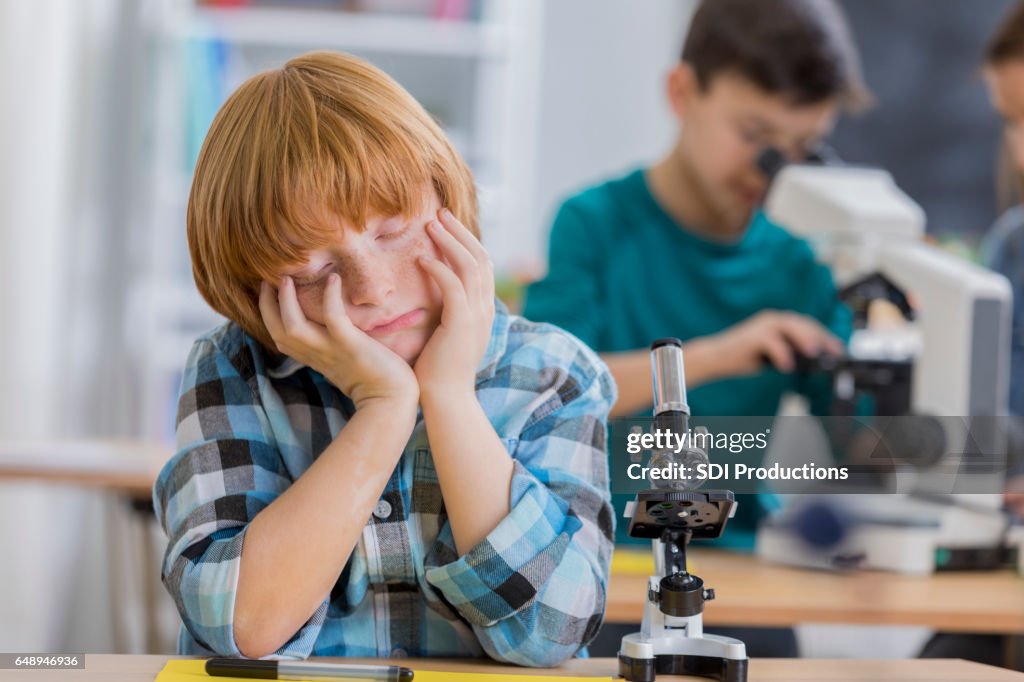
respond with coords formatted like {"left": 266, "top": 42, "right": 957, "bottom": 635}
{"left": 981, "top": 0, "right": 1024, "bottom": 526}
{"left": 523, "top": 0, "right": 862, "bottom": 544}
{"left": 524, "top": 0, "right": 870, "bottom": 657}
{"left": 984, "top": 0, "right": 1024, "bottom": 423}
{"left": 910, "top": 2, "right": 1024, "bottom": 665}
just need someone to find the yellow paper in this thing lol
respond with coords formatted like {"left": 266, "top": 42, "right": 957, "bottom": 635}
{"left": 609, "top": 548, "right": 654, "bottom": 575}
{"left": 157, "top": 659, "right": 614, "bottom": 682}
{"left": 610, "top": 548, "right": 695, "bottom": 575}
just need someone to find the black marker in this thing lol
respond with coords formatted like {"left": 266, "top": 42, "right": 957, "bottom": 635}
{"left": 205, "top": 657, "right": 414, "bottom": 682}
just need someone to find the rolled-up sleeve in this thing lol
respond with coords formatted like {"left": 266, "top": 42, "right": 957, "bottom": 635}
{"left": 153, "top": 338, "right": 326, "bottom": 658}
{"left": 424, "top": 344, "right": 616, "bottom": 666}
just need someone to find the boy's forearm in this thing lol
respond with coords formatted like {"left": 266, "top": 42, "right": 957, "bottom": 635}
{"left": 602, "top": 350, "right": 656, "bottom": 416}
{"left": 420, "top": 391, "right": 514, "bottom": 556}
{"left": 419, "top": 378, "right": 614, "bottom": 666}
{"left": 602, "top": 339, "right": 723, "bottom": 417}
{"left": 233, "top": 397, "right": 416, "bottom": 658}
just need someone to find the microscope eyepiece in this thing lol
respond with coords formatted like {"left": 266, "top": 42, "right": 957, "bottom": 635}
{"left": 757, "top": 143, "right": 843, "bottom": 184}
{"left": 651, "top": 337, "right": 683, "bottom": 349}
{"left": 756, "top": 146, "right": 787, "bottom": 182}
{"left": 651, "top": 339, "right": 689, "bottom": 417}
{"left": 648, "top": 340, "right": 709, "bottom": 491}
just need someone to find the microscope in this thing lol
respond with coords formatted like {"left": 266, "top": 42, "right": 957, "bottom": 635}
{"left": 753, "top": 150, "right": 1024, "bottom": 574}
{"left": 618, "top": 339, "right": 748, "bottom": 682}
{"left": 757, "top": 148, "right": 1011, "bottom": 419}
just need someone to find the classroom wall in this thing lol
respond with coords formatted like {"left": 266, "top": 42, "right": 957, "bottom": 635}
{"left": 529, "top": 0, "right": 694, "bottom": 274}
{"left": 0, "top": 0, "right": 92, "bottom": 652}
{"left": 0, "top": 0, "right": 156, "bottom": 653}
{"left": 831, "top": 0, "right": 1016, "bottom": 243}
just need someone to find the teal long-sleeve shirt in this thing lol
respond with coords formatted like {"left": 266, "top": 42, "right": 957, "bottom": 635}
{"left": 524, "top": 168, "right": 852, "bottom": 549}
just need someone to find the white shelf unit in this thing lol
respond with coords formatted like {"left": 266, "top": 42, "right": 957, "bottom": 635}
{"left": 184, "top": 6, "right": 508, "bottom": 57}
{"left": 133, "top": 0, "right": 543, "bottom": 442}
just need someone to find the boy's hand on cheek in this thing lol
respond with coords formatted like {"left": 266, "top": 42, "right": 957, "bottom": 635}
{"left": 259, "top": 275, "right": 419, "bottom": 412}
{"left": 414, "top": 208, "right": 495, "bottom": 400}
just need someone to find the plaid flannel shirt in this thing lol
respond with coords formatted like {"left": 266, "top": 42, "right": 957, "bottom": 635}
{"left": 153, "top": 300, "right": 616, "bottom": 665}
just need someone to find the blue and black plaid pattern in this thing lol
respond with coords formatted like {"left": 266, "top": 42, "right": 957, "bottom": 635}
{"left": 153, "top": 300, "right": 616, "bottom": 665}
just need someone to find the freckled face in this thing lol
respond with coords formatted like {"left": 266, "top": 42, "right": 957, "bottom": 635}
{"left": 282, "top": 195, "right": 444, "bottom": 364}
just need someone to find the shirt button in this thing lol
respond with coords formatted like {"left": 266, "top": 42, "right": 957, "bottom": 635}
{"left": 390, "top": 647, "right": 407, "bottom": 658}
{"left": 373, "top": 499, "right": 392, "bottom": 520}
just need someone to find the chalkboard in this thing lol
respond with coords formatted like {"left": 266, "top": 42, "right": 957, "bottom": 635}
{"left": 830, "top": 0, "right": 1017, "bottom": 242}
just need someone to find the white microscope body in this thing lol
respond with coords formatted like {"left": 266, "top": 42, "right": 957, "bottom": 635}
{"left": 757, "top": 164, "right": 1023, "bottom": 574}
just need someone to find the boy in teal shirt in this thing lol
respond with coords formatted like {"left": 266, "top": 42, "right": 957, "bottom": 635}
{"left": 525, "top": 0, "right": 871, "bottom": 552}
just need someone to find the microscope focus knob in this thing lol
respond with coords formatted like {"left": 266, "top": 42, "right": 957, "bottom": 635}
{"left": 703, "top": 588, "right": 716, "bottom": 601}
{"left": 658, "top": 573, "right": 706, "bottom": 617}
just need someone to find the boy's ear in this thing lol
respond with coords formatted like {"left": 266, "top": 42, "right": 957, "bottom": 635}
{"left": 666, "top": 62, "right": 698, "bottom": 121}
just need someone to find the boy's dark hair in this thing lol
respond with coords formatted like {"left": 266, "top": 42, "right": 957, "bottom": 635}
{"left": 987, "top": 1, "right": 1024, "bottom": 65}
{"left": 985, "top": 1, "right": 1024, "bottom": 210}
{"left": 682, "top": 0, "right": 872, "bottom": 110}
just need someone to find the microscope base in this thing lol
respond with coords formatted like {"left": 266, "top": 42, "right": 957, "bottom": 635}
{"left": 619, "top": 632, "right": 748, "bottom": 682}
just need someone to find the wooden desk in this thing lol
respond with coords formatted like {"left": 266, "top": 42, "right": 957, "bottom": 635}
{"left": 607, "top": 549, "right": 1024, "bottom": 633}
{"left": 6, "top": 655, "right": 1023, "bottom": 681}
{"left": 0, "top": 439, "right": 171, "bottom": 498}
{"left": 4, "top": 443, "right": 1020, "bottom": 640}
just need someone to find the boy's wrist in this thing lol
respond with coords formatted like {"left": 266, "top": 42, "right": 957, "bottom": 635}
{"left": 419, "top": 386, "right": 479, "bottom": 414}
{"left": 354, "top": 392, "right": 420, "bottom": 421}
{"left": 686, "top": 336, "right": 730, "bottom": 383}
{"left": 327, "top": 366, "right": 420, "bottom": 414}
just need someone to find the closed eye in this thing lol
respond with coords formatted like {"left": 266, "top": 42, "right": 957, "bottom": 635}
{"left": 376, "top": 223, "right": 409, "bottom": 241}
{"left": 294, "top": 264, "right": 334, "bottom": 286}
